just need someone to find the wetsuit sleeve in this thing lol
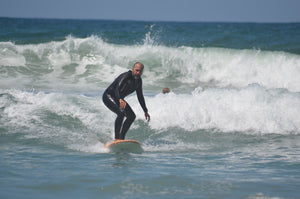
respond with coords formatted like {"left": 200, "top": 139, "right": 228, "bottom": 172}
{"left": 114, "top": 72, "right": 129, "bottom": 100}
{"left": 136, "top": 80, "right": 148, "bottom": 113}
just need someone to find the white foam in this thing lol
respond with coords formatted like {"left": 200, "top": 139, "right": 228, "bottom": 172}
{"left": 196, "top": 48, "right": 300, "bottom": 92}
{"left": 0, "top": 42, "right": 26, "bottom": 67}
{"left": 1, "top": 89, "right": 113, "bottom": 152}
{"left": 1, "top": 84, "right": 300, "bottom": 154}
{"left": 1, "top": 36, "right": 300, "bottom": 92}
{"left": 129, "top": 84, "right": 300, "bottom": 135}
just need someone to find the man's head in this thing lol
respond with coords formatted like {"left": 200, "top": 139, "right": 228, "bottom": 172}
{"left": 132, "top": 62, "right": 144, "bottom": 79}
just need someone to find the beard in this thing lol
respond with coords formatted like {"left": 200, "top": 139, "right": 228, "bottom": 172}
{"left": 132, "top": 72, "right": 141, "bottom": 79}
{"left": 134, "top": 75, "right": 140, "bottom": 79}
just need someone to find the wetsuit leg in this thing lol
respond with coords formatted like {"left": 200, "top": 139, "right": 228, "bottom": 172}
{"left": 102, "top": 93, "right": 136, "bottom": 140}
{"left": 120, "top": 103, "right": 136, "bottom": 139}
{"left": 102, "top": 93, "right": 125, "bottom": 139}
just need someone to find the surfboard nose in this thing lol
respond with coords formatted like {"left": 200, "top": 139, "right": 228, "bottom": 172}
{"left": 105, "top": 139, "right": 143, "bottom": 154}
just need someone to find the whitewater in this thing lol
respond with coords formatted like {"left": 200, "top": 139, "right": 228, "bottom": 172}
{"left": 1, "top": 35, "right": 300, "bottom": 92}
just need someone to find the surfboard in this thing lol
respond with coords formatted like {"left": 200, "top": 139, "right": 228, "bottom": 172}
{"left": 105, "top": 140, "right": 143, "bottom": 153}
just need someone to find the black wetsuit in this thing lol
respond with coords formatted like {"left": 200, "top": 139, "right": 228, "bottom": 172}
{"left": 102, "top": 70, "right": 148, "bottom": 139}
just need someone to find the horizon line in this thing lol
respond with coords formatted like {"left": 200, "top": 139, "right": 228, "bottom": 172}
{"left": 1, "top": 16, "right": 299, "bottom": 24}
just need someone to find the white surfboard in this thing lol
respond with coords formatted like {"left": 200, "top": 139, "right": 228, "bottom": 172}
{"left": 105, "top": 139, "right": 143, "bottom": 153}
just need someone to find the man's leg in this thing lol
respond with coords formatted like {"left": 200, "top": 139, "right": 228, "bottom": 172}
{"left": 102, "top": 93, "right": 125, "bottom": 139}
{"left": 120, "top": 103, "right": 136, "bottom": 139}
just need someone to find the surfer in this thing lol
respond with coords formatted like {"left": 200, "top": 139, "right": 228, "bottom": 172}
{"left": 102, "top": 62, "right": 150, "bottom": 141}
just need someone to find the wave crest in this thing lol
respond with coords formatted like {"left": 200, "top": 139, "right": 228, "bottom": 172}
{"left": 1, "top": 35, "right": 300, "bottom": 92}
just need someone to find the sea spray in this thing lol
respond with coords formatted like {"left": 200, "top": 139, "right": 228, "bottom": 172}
{"left": 1, "top": 36, "right": 300, "bottom": 92}
{"left": 130, "top": 84, "right": 300, "bottom": 134}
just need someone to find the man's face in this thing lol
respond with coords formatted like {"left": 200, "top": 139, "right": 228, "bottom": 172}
{"left": 132, "top": 64, "right": 144, "bottom": 79}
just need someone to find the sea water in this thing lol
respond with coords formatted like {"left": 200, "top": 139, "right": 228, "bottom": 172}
{"left": 1, "top": 18, "right": 300, "bottom": 199}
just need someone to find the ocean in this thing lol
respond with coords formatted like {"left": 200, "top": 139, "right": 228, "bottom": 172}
{"left": 1, "top": 17, "right": 300, "bottom": 199}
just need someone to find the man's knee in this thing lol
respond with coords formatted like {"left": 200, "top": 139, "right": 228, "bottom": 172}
{"left": 116, "top": 111, "right": 126, "bottom": 119}
{"left": 128, "top": 112, "right": 136, "bottom": 122}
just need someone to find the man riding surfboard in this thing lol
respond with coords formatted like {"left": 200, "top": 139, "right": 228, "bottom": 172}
{"left": 102, "top": 62, "right": 150, "bottom": 141}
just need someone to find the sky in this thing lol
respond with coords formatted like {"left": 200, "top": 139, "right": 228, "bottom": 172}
{"left": 0, "top": 0, "right": 300, "bottom": 23}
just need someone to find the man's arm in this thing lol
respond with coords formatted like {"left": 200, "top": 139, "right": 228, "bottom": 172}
{"left": 114, "top": 72, "right": 129, "bottom": 101}
{"left": 136, "top": 80, "right": 150, "bottom": 122}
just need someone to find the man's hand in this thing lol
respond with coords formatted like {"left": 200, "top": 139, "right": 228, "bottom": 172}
{"left": 119, "top": 99, "right": 126, "bottom": 109}
{"left": 145, "top": 112, "right": 150, "bottom": 122}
